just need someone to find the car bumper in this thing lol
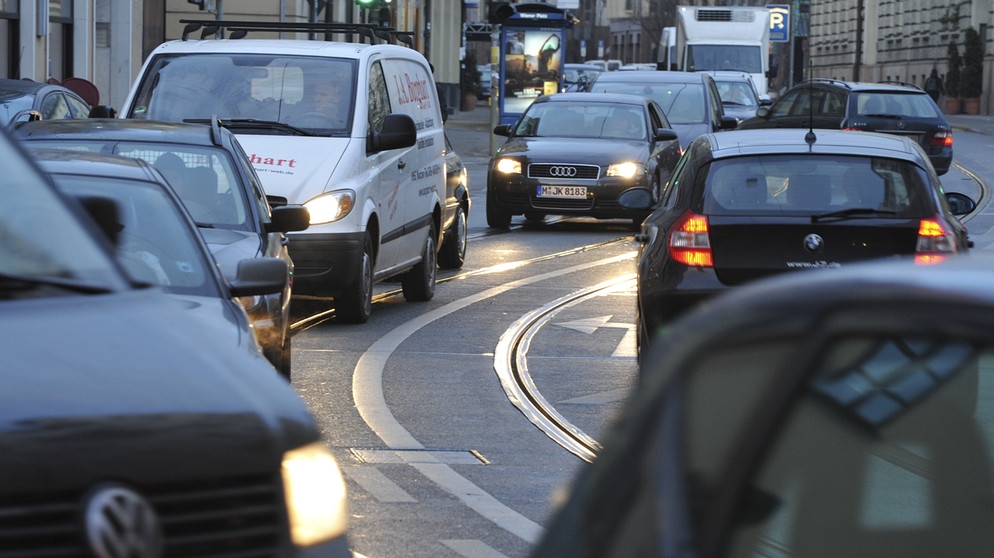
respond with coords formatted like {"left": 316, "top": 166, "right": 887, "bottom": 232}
{"left": 488, "top": 172, "right": 650, "bottom": 218}
{"left": 286, "top": 231, "right": 365, "bottom": 297}
{"left": 638, "top": 263, "right": 729, "bottom": 336}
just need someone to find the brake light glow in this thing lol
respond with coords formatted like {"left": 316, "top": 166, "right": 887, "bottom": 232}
{"left": 930, "top": 130, "right": 954, "bottom": 147}
{"left": 915, "top": 217, "right": 958, "bottom": 265}
{"left": 669, "top": 211, "right": 712, "bottom": 267}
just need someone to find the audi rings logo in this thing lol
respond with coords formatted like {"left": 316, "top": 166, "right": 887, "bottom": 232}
{"left": 85, "top": 485, "right": 163, "bottom": 558}
{"left": 803, "top": 233, "right": 824, "bottom": 252}
{"left": 548, "top": 166, "right": 578, "bottom": 178}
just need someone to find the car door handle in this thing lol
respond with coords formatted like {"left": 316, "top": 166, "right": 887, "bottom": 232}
{"left": 397, "top": 159, "right": 407, "bottom": 170}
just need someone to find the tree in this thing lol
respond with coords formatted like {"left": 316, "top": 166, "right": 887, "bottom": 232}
{"left": 946, "top": 40, "right": 962, "bottom": 98}
{"left": 960, "top": 27, "right": 983, "bottom": 98}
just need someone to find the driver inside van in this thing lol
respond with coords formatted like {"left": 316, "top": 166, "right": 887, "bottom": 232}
{"left": 288, "top": 71, "right": 348, "bottom": 127}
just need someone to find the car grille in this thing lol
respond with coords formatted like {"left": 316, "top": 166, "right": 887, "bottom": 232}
{"left": 530, "top": 197, "right": 595, "bottom": 210}
{"left": 0, "top": 475, "right": 283, "bottom": 557}
{"left": 528, "top": 163, "right": 600, "bottom": 180}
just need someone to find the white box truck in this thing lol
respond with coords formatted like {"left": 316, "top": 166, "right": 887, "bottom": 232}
{"left": 674, "top": 5, "right": 773, "bottom": 97}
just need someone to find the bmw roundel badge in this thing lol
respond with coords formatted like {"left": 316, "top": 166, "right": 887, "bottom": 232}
{"left": 803, "top": 233, "right": 824, "bottom": 252}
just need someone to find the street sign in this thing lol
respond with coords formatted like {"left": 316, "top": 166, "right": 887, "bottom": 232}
{"left": 769, "top": 4, "right": 790, "bottom": 42}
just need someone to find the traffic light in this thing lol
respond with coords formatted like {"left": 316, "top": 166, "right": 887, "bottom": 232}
{"left": 356, "top": 0, "right": 375, "bottom": 7}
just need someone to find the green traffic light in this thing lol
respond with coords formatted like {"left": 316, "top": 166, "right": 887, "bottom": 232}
{"left": 356, "top": 0, "right": 375, "bottom": 6}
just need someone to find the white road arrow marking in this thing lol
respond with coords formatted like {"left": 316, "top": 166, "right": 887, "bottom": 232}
{"left": 555, "top": 315, "right": 637, "bottom": 358}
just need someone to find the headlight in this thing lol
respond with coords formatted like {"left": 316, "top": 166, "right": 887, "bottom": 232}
{"left": 304, "top": 190, "right": 355, "bottom": 225}
{"left": 606, "top": 162, "right": 644, "bottom": 179}
{"left": 282, "top": 442, "right": 349, "bottom": 546}
{"left": 495, "top": 158, "right": 522, "bottom": 174}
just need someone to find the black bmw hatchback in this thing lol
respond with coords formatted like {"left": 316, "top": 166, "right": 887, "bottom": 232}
{"left": 631, "top": 127, "right": 974, "bottom": 359}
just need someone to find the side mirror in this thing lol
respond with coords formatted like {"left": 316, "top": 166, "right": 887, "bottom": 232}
{"left": 755, "top": 106, "right": 771, "bottom": 118}
{"left": 946, "top": 192, "right": 977, "bottom": 216}
{"left": 758, "top": 96, "right": 773, "bottom": 107}
{"left": 493, "top": 124, "right": 512, "bottom": 137}
{"left": 367, "top": 113, "right": 417, "bottom": 154}
{"left": 228, "top": 258, "right": 287, "bottom": 297}
{"left": 654, "top": 128, "right": 679, "bottom": 142}
{"left": 88, "top": 105, "right": 116, "bottom": 118}
{"left": 719, "top": 115, "right": 738, "bottom": 130}
{"left": 267, "top": 205, "right": 311, "bottom": 233}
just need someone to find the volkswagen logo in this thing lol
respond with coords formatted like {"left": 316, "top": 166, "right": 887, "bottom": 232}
{"left": 548, "top": 166, "right": 577, "bottom": 178}
{"left": 85, "top": 484, "right": 163, "bottom": 558}
{"left": 803, "top": 233, "right": 824, "bottom": 252}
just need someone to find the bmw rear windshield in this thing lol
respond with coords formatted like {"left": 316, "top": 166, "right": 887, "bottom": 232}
{"left": 701, "top": 155, "right": 938, "bottom": 218}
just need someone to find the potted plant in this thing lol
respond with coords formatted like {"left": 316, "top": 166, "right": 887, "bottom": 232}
{"left": 946, "top": 40, "right": 962, "bottom": 114}
{"left": 961, "top": 27, "right": 984, "bottom": 114}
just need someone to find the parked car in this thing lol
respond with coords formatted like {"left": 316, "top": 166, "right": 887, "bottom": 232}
{"left": 704, "top": 70, "right": 771, "bottom": 124}
{"left": 0, "top": 78, "right": 103, "bottom": 126}
{"left": 0, "top": 125, "right": 350, "bottom": 557}
{"left": 12, "top": 118, "right": 310, "bottom": 378}
{"left": 533, "top": 254, "right": 994, "bottom": 558}
{"left": 588, "top": 70, "right": 737, "bottom": 149}
{"left": 562, "top": 63, "right": 603, "bottom": 92}
{"left": 118, "top": 23, "right": 447, "bottom": 324}
{"left": 441, "top": 133, "right": 471, "bottom": 268}
{"left": 737, "top": 78, "right": 954, "bottom": 175}
{"left": 31, "top": 147, "right": 284, "bottom": 367}
{"left": 624, "top": 128, "right": 974, "bottom": 359}
{"left": 486, "top": 92, "right": 681, "bottom": 228}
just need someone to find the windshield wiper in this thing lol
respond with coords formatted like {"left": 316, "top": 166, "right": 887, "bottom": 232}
{"left": 811, "top": 208, "right": 898, "bottom": 222}
{"left": 184, "top": 118, "right": 319, "bottom": 137}
{"left": 0, "top": 272, "right": 113, "bottom": 295}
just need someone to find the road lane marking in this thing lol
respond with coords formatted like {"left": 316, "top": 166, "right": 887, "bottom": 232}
{"left": 352, "top": 251, "right": 635, "bottom": 543}
{"left": 343, "top": 466, "right": 417, "bottom": 503}
{"left": 441, "top": 539, "right": 509, "bottom": 558}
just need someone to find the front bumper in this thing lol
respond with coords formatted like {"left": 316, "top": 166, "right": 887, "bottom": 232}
{"left": 286, "top": 231, "right": 366, "bottom": 297}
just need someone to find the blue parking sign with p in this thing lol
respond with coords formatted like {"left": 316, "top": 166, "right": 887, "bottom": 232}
{"left": 769, "top": 5, "right": 789, "bottom": 42}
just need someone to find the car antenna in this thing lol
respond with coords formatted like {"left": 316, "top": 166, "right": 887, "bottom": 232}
{"left": 805, "top": 60, "right": 816, "bottom": 146}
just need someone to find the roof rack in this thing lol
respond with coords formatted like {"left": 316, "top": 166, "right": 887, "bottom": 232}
{"left": 876, "top": 80, "right": 923, "bottom": 91}
{"left": 802, "top": 77, "right": 853, "bottom": 89}
{"left": 179, "top": 20, "right": 415, "bottom": 48}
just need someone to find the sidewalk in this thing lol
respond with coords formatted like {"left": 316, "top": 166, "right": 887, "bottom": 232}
{"left": 947, "top": 114, "right": 994, "bottom": 135}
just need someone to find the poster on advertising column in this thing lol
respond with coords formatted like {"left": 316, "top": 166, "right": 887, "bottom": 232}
{"left": 501, "top": 26, "right": 564, "bottom": 118}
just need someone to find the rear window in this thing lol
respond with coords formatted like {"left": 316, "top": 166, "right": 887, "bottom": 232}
{"left": 592, "top": 81, "right": 706, "bottom": 125}
{"left": 855, "top": 92, "right": 942, "bottom": 119}
{"left": 702, "top": 155, "right": 934, "bottom": 218}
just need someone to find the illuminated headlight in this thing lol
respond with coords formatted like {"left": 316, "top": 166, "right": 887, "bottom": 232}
{"left": 606, "top": 162, "right": 644, "bottom": 179}
{"left": 304, "top": 190, "right": 355, "bottom": 225}
{"left": 495, "top": 158, "right": 522, "bottom": 174}
{"left": 282, "top": 442, "right": 349, "bottom": 546}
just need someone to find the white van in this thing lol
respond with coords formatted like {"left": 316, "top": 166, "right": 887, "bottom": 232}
{"left": 120, "top": 23, "right": 447, "bottom": 323}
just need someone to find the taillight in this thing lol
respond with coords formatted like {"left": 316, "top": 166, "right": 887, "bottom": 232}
{"left": 915, "top": 217, "right": 959, "bottom": 264}
{"left": 669, "top": 210, "right": 712, "bottom": 267}
{"left": 930, "top": 130, "right": 954, "bottom": 147}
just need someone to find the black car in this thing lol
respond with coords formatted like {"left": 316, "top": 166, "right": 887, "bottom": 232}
{"left": 31, "top": 147, "right": 286, "bottom": 365}
{"left": 587, "top": 70, "right": 738, "bottom": 150}
{"left": 486, "top": 92, "right": 681, "bottom": 228}
{"left": 627, "top": 128, "right": 974, "bottom": 359}
{"left": 533, "top": 255, "right": 994, "bottom": 558}
{"left": 12, "top": 118, "right": 310, "bottom": 379}
{"left": 737, "top": 79, "right": 954, "bottom": 175}
{"left": 0, "top": 78, "right": 107, "bottom": 125}
{"left": 0, "top": 127, "right": 350, "bottom": 556}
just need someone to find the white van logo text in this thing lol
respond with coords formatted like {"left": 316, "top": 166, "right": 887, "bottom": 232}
{"left": 394, "top": 73, "right": 431, "bottom": 106}
{"left": 249, "top": 154, "right": 297, "bottom": 168}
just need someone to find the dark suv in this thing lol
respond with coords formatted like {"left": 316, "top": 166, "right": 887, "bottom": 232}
{"left": 737, "top": 79, "right": 953, "bottom": 175}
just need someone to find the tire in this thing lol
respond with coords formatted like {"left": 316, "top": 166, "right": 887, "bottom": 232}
{"left": 336, "top": 233, "right": 374, "bottom": 323}
{"left": 402, "top": 222, "right": 437, "bottom": 302}
{"left": 438, "top": 205, "right": 468, "bottom": 269}
{"left": 486, "top": 188, "right": 512, "bottom": 228}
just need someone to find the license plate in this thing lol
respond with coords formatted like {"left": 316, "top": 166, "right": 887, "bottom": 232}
{"left": 537, "top": 185, "right": 587, "bottom": 199}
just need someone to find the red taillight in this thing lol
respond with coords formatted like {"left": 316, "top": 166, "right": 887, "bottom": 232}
{"left": 930, "top": 130, "right": 954, "bottom": 147}
{"left": 669, "top": 211, "right": 713, "bottom": 267}
{"left": 915, "top": 217, "right": 958, "bottom": 265}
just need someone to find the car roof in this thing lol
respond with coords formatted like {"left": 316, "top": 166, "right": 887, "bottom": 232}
{"left": 539, "top": 92, "right": 649, "bottom": 106}
{"left": 146, "top": 38, "right": 417, "bottom": 61}
{"left": 593, "top": 70, "right": 708, "bottom": 84}
{"left": 703, "top": 128, "right": 929, "bottom": 164}
{"left": 799, "top": 78, "right": 927, "bottom": 94}
{"left": 0, "top": 78, "right": 56, "bottom": 95}
{"left": 30, "top": 147, "right": 160, "bottom": 180}
{"left": 12, "top": 118, "right": 227, "bottom": 147}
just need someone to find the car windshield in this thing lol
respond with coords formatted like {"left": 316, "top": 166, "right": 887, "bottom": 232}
{"left": 856, "top": 92, "right": 943, "bottom": 118}
{"left": 127, "top": 53, "right": 357, "bottom": 136}
{"left": 716, "top": 80, "right": 758, "bottom": 107}
{"left": 592, "top": 81, "right": 706, "bottom": 125}
{"left": 702, "top": 155, "right": 934, "bottom": 218}
{"left": 25, "top": 140, "right": 251, "bottom": 230}
{"left": 49, "top": 174, "right": 215, "bottom": 296}
{"left": 0, "top": 135, "right": 123, "bottom": 293}
{"left": 686, "top": 44, "right": 763, "bottom": 74}
{"left": 513, "top": 102, "right": 646, "bottom": 140}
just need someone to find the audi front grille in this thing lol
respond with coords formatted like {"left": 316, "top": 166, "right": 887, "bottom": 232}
{"left": 0, "top": 475, "right": 283, "bottom": 557}
{"left": 528, "top": 163, "right": 600, "bottom": 180}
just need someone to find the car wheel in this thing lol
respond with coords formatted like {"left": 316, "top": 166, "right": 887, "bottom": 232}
{"left": 438, "top": 204, "right": 468, "bottom": 269}
{"left": 337, "top": 233, "right": 374, "bottom": 323}
{"left": 402, "top": 222, "right": 437, "bottom": 302}
{"left": 486, "top": 188, "right": 512, "bottom": 228}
